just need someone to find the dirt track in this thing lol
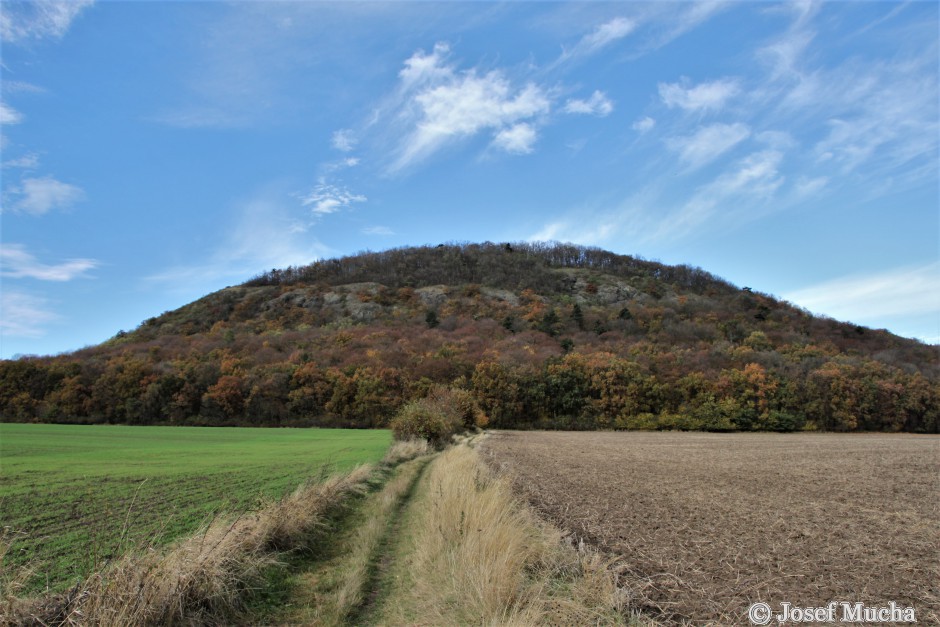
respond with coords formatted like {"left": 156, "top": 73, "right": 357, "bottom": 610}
{"left": 481, "top": 431, "right": 940, "bottom": 625}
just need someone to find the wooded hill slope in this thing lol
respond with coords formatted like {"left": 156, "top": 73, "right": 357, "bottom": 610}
{"left": 2, "top": 243, "right": 937, "bottom": 432}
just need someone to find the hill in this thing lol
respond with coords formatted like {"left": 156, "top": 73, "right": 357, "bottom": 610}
{"left": 1, "top": 242, "right": 937, "bottom": 432}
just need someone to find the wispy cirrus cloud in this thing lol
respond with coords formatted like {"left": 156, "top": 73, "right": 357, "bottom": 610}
{"left": 2, "top": 81, "right": 46, "bottom": 95}
{"left": 0, "top": 102, "right": 24, "bottom": 125}
{"left": 148, "top": 186, "right": 332, "bottom": 290}
{"left": 751, "top": 4, "right": 938, "bottom": 189}
{"left": 563, "top": 16, "right": 636, "bottom": 61}
{"left": 3, "top": 176, "right": 85, "bottom": 215}
{"left": 0, "top": 0, "right": 93, "bottom": 44}
{"left": 0, "top": 244, "right": 99, "bottom": 281}
{"left": 526, "top": 147, "right": 782, "bottom": 248}
{"left": 659, "top": 77, "right": 741, "bottom": 113}
{"left": 299, "top": 182, "right": 366, "bottom": 216}
{"left": 589, "top": 2, "right": 936, "bottom": 253}
{"left": 783, "top": 262, "right": 940, "bottom": 324}
{"left": 563, "top": 90, "right": 613, "bottom": 117}
{"left": 657, "top": 149, "right": 784, "bottom": 239}
{"left": 632, "top": 116, "right": 656, "bottom": 133}
{"left": 0, "top": 290, "right": 61, "bottom": 338}
{"left": 666, "top": 122, "right": 750, "bottom": 169}
{"left": 2, "top": 153, "right": 40, "bottom": 169}
{"left": 332, "top": 129, "right": 356, "bottom": 152}
{"left": 363, "top": 225, "right": 394, "bottom": 236}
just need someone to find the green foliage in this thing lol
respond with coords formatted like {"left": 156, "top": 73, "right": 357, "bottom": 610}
{"left": 571, "top": 303, "right": 584, "bottom": 330}
{"left": 389, "top": 399, "right": 460, "bottom": 445}
{"left": 689, "top": 398, "right": 737, "bottom": 432}
{"left": 761, "top": 409, "right": 806, "bottom": 432}
{"left": 537, "top": 307, "right": 560, "bottom": 337}
{"left": 389, "top": 385, "right": 487, "bottom": 445}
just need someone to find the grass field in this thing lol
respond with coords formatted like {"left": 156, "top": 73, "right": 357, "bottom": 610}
{"left": 0, "top": 423, "right": 391, "bottom": 592}
{"left": 482, "top": 431, "right": 940, "bottom": 625}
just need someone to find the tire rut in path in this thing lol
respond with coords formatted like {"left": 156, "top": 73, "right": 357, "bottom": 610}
{"left": 346, "top": 455, "right": 431, "bottom": 625}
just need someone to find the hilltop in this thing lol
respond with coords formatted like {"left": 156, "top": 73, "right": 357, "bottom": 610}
{"left": 1, "top": 243, "right": 936, "bottom": 432}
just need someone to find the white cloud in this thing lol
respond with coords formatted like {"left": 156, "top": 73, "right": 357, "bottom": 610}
{"left": 3, "top": 81, "right": 45, "bottom": 94}
{"left": 0, "top": 290, "right": 60, "bottom": 338}
{"left": 399, "top": 41, "right": 453, "bottom": 88}
{"left": 0, "top": 102, "right": 23, "bottom": 125}
{"left": 2, "top": 153, "right": 40, "bottom": 169}
{"left": 492, "top": 123, "right": 538, "bottom": 155}
{"left": 548, "top": 16, "right": 636, "bottom": 69}
{"left": 659, "top": 77, "right": 741, "bottom": 112}
{"left": 332, "top": 129, "right": 356, "bottom": 152}
{"left": 148, "top": 187, "right": 333, "bottom": 289}
{"left": 322, "top": 156, "right": 360, "bottom": 173}
{"left": 783, "top": 262, "right": 940, "bottom": 324}
{"left": 793, "top": 175, "right": 827, "bottom": 198}
{"left": 658, "top": 1, "right": 730, "bottom": 48}
{"left": 528, "top": 216, "right": 623, "bottom": 247}
{"left": 758, "top": 29, "right": 815, "bottom": 80}
{"left": 389, "top": 44, "right": 551, "bottom": 172}
{"left": 750, "top": 6, "right": 937, "bottom": 190}
{"left": 563, "top": 90, "right": 613, "bottom": 117}
{"left": 363, "top": 225, "right": 394, "bottom": 236}
{"left": 0, "top": 244, "right": 99, "bottom": 281}
{"left": 666, "top": 122, "right": 750, "bottom": 169}
{"left": 5, "top": 176, "right": 85, "bottom": 215}
{"left": 756, "top": 130, "right": 796, "bottom": 150}
{"left": 572, "top": 17, "right": 636, "bottom": 57}
{"left": 708, "top": 149, "right": 784, "bottom": 198}
{"left": 0, "top": 0, "right": 93, "bottom": 44}
{"left": 299, "top": 182, "right": 366, "bottom": 215}
{"left": 528, "top": 222, "right": 565, "bottom": 242}
{"left": 656, "top": 149, "right": 784, "bottom": 239}
{"left": 632, "top": 116, "right": 656, "bottom": 133}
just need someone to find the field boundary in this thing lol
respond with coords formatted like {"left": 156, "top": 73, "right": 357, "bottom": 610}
{"left": 369, "top": 439, "right": 646, "bottom": 626}
{"left": 1, "top": 440, "right": 430, "bottom": 626}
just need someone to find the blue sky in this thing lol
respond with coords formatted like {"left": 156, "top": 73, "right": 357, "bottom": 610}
{"left": 1, "top": 0, "right": 937, "bottom": 358}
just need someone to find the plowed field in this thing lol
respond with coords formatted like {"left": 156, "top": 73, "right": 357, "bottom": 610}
{"left": 481, "top": 431, "right": 940, "bottom": 625}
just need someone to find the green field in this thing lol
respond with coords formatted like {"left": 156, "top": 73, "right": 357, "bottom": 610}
{"left": 0, "top": 423, "right": 391, "bottom": 592}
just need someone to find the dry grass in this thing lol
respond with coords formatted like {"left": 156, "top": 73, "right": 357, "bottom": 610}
{"left": 381, "top": 439, "right": 431, "bottom": 466}
{"left": 280, "top": 454, "right": 430, "bottom": 625}
{"left": 377, "top": 443, "right": 641, "bottom": 626}
{"left": 482, "top": 431, "right": 940, "bottom": 625}
{"left": 1, "top": 465, "right": 374, "bottom": 626}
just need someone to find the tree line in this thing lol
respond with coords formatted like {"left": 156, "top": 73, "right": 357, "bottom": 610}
{"left": 1, "top": 243, "right": 936, "bottom": 432}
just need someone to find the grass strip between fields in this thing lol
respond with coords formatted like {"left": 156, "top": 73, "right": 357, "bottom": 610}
{"left": 265, "top": 450, "right": 432, "bottom": 625}
{"left": 368, "top": 438, "right": 648, "bottom": 626}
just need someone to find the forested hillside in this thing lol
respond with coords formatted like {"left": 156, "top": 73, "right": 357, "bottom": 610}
{"left": 2, "top": 243, "right": 937, "bottom": 432}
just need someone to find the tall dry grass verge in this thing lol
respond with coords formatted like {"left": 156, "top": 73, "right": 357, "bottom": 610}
{"left": 1, "top": 465, "right": 373, "bottom": 627}
{"left": 379, "top": 444, "right": 646, "bottom": 626}
{"left": 381, "top": 439, "right": 431, "bottom": 466}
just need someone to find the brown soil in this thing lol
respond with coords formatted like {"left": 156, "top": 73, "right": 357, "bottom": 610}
{"left": 480, "top": 431, "right": 940, "bottom": 625}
